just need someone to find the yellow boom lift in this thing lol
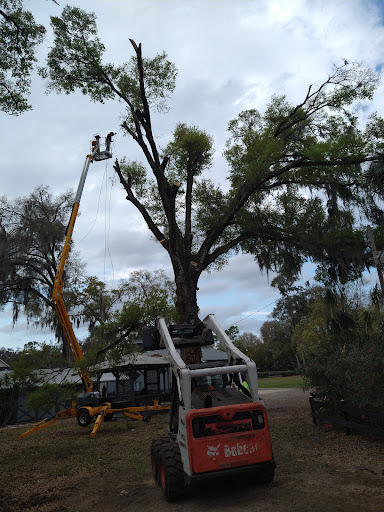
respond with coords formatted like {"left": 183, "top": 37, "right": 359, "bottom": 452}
{"left": 20, "top": 133, "right": 168, "bottom": 440}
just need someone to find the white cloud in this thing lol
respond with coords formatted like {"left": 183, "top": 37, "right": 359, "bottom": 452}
{"left": 1, "top": 0, "right": 383, "bottom": 348}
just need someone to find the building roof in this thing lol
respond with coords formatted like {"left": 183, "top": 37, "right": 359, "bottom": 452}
{"left": 0, "top": 359, "right": 10, "bottom": 370}
{"left": 0, "top": 348, "right": 229, "bottom": 387}
{"left": 95, "top": 347, "right": 228, "bottom": 372}
{"left": 0, "top": 367, "right": 82, "bottom": 388}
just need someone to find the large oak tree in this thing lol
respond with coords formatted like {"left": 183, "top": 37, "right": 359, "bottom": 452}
{"left": 0, "top": 187, "right": 176, "bottom": 362}
{"left": 0, "top": 186, "right": 84, "bottom": 355}
{"left": 0, "top": 0, "right": 47, "bottom": 115}
{"left": 41, "top": 6, "right": 384, "bottom": 325}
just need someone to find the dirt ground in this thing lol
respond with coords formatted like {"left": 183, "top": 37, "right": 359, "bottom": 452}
{"left": 1, "top": 388, "right": 383, "bottom": 512}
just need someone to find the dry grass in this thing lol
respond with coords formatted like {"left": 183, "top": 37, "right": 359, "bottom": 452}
{"left": 0, "top": 413, "right": 168, "bottom": 512}
{"left": 1, "top": 393, "right": 383, "bottom": 512}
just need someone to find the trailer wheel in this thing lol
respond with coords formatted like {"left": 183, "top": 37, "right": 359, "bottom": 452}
{"left": 159, "top": 442, "right": 185, "bottom": 502}
{"left": 77, "top": 408, "right": 92, "bottom": 427}
{"left": 151, "top": 437, "right": 168, "bottom": 484}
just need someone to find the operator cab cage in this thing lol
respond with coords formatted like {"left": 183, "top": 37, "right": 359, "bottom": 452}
{"left": 142, "top": 314, "right": 259, "bottom": 412}
{"left": 143, "top": 321, "right": 214, "bottom": 350}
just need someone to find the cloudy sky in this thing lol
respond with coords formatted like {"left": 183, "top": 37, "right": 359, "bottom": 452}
{"left": 1, "top": 0, "right": 384, "bottom": 350}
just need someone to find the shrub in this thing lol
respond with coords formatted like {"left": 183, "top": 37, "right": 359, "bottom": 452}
{"left": 304, "top": 329, "right": 384, "bottom": 409}
{"left": 26, "top": 383, "right": 77, "bottom": 412}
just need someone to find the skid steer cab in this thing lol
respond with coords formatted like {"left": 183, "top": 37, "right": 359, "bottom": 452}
{"left": 147, "top": 315, "right": 276, "bottom": 502}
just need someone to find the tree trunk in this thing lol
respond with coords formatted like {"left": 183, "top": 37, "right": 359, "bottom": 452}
{"left": 172, "top": 259, "right": 203, "bottom": 363}
{"left": 172, "top": 261, "right": 200, "bottom": 323}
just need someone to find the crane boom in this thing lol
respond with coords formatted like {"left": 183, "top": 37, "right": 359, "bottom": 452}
{"left": 51, "top": 134, "right": 113, "bottom": 393}
{"left": 19, "top": 132, "right": 172, "bottom": 440}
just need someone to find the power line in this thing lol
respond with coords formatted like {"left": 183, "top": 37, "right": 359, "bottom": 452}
{"left": 228, "top": 299, "right": 279, "bottom": 328}
{"left": 226, "top": 275, "right": 315, "bottom": 330}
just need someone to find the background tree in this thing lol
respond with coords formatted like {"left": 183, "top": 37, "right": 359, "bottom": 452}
{"left": 8, "top": 340, "right": 69, "bottom": 386}
{"left": 234, "top": 331, "right": 269, "bottom": 367}
{"left": 222, "top": 327, "right": 269, "bottom": 370}
{"left": 0, "top": 0, "right": 47, "bottom": 114}
{"left": 69, "top": 269, "right": 176, "bottom": 365}
{"left": 223, "top": 325, "right": 240, "bottom": 342}
{"left": 0, "top": 340, "right": 77, "bottom": 419}
{"left": 0, "top": 346, "right": 17, "bottom": 365}
{"left": 292, "top": 279, "right": 370, "bottom": 363}
{"left": 0, "top": 184, "right": 176, "bottom": 367}
{"left": 301, "top": 283, "right": 384, "bottom": 409}
{"left": 260, "top": 320, "right": 298, "bottom": 370}
{"left": 0, "top": 186, "right": 84, "bottom": 356}
{"left": 41, "top": 6, "right": 384, "bottom": 331}
{"left": 268, "top": 280, "right": 327, "bottom": 366}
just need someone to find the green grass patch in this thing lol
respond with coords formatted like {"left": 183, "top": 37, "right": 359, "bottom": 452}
{"left": 258, "top": 374, "right": 303, "bottom": 388}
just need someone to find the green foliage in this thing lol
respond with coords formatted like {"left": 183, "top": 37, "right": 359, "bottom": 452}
{"left": 260, "top": 320, "right": 299, "bottom": 370}
{"left": 41, "top": 7, "right": 384, "bottom": 322}
{"left": 2, "top": 341, "right": 78, "bottom": 417}
{"left": 304, "top": 331, "right": 384, "bottom": 409}
{"left": 0, "top": 0, "right": 46, "bottom": 114}
{"left": 41, "top": 6, "right": 113, "bottom": 102}
{"left": 0, "top": 346, "right": 17, "bottom": 365}
{"left": 234, "top": 331, "right": 262, "bottom": 356}
{"left": 165, "top": 124, "right": 214, "bottom": 179}
{"left": 10, "top": 341, "right": 68, "bottom": 387}
{"left": 131, "top": 51, "right": 177, "bottom": 113}
{"left": 223, "top": 62, "right": 384, "bottom": 284}
{"left": 221, "top": 327, "right": 278, "bottom": 371}
{"left": 302, "top": 286, "right": 384, "bottom": 409}
{"left": 119, "top": 159, "right": 148, "bottom": 199}
{"left": 75, "top": 269, "right": 176, "bottom": 364}
{"left": 26, "top": 382, "right": 76, "bottom": 412}
{"left": 224, "top": 325, "right": 240, "bottom": 341}
{"left": 41, "top": 5, "right": 177, "bottom": 116}
{"left": 0, "top": 186, "right": 84, "bottom": 343}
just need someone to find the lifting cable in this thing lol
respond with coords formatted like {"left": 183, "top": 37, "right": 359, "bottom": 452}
{"left": 75, "top": 130, "right": 122, "bottom": 291}
{"left": 104, "top": 155, "right": 115, "bottom": 287}
{"left": 104, "top": 129, "right": 122, "bottom": 289}
{"left": 75, "top": 165, "right": 106, "bottom": 248}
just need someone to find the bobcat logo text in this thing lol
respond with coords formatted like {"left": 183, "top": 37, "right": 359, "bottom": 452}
{"left": 206, "top": 442, "right": 258, "bottom": 458}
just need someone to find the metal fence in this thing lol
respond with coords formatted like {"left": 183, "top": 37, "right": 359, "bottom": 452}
{"left": 4, "top": 364, "right": 172, "bottom": 426}
{"left": 7, "top": 395, "right": 72, "bottom": 425}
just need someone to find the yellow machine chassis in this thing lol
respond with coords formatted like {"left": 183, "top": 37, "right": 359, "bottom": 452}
{"left": 19, "top": 400, "right": 169, "bottom": 439}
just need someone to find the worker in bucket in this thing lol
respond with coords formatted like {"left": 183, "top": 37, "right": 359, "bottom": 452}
{"left": 106, "top": 132, "right": 116, "bottom": 152}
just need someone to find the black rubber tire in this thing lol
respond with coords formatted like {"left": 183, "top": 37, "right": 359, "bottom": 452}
{"left": 253, "top": 460, "right": 276, "bottom": 485}
{"left": 159, "top": 441, "right": 185, "bottom": 502}
{"left": 103, "top": 413, "right": 113, "bottom": 422}
{"left": 151, "top": 437, "right": 169, "bottom": 484}
{"left": 258, "top": 466, "right": 275, "bottom": 484}
{"left": 77, "top": 408, "right": 92, "bottom": 427}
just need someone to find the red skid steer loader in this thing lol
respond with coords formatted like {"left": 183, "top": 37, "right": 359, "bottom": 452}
{"left": 144, "top": 315, "right": 276, "bottom": 501}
